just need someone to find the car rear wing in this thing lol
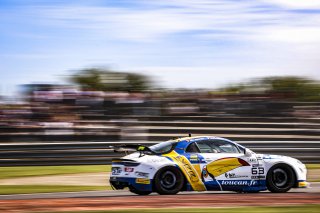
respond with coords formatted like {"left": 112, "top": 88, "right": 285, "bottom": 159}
{"left": 109, "top": 144, "right": 153, "bottom": 156}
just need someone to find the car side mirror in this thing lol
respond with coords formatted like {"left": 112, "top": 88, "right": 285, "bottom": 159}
{"left": 244, "top": 148, "right": 253, "bottom": 157}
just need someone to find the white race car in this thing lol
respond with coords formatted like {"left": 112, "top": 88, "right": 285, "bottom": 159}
{"left": 110, "top": 136, "right": 308, "bottom": 195}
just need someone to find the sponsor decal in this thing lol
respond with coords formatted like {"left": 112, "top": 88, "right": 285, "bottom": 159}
{"left": 135, "top": 171, "right": 149, "bottom": 178}
{"left": 251, "top": 175, "right": 266, "bottom": 179}
{"left": 262, "top": 155, "right": 278, "bottom": 159}
{"left": 193, "top": 163, "right": 202, "bottom": 177}
{"left": 136, "top": 178, "right": 150, "bottom": 184}
{"left": 124, "top": 167, "right": 134, "bottom": 172}
{"left": 225, "top": 173, "right": 248, "bottom": 179}
{"left": 249, "top": 158, "right": 257, "bottom": 162}
{"left": 147, "top": 158, "right": 167, "bottom": 163}
{"left": 190, "top": 154, "right": 198, "bottom": 162}
{"left": 173, "top": 155, "right": 200, "bottom": 183}
{"left": 221, "top": 180, "right": 257, "bottom": 186}
{"left": 163, "top": 151, "right": 206, "bottom": 191}
{"left": 252, "top": 164, "right": 263, "bottom": 168}
{"left": 205, "top": 157, "right": 250, "bottom": 178}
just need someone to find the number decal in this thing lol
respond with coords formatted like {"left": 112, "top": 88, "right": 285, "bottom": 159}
{"left": 251, "top": 167, "right": 264, "bottom": 175}
{"left": 112, "top": 167, "right": 122, "bottom": 175}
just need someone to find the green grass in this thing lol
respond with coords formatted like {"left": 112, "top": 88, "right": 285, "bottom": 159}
{"left": 0, "top": 185, "right": 111, "bottom": 195}
{"left": 0, "top": 165, "right": 111, "bottom": 179}
{"left": 0, "top": 165, "right": 112, "bottom": 195}
{"left": 48, "top": 205, "right": 320, "bottom": 213}
{"left": 0, "top": 164, "right": 318, "bottom": 180}
{"left": 306, "top": 164, "right": 320, "bottom": 170}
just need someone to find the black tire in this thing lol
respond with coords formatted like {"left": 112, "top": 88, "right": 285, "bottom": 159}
{"left": 266, "top": 164, "right": 295, "bottom": 193}
{"left": 129, "top": 186, "right": 152, "bottom": 195}
{"left": 154, "top": 166, "right": 184, "bottom": 195}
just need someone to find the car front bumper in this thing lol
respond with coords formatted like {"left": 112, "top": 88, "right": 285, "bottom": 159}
{"left": 297, "top": 181, "right": 309, "bottom": 188}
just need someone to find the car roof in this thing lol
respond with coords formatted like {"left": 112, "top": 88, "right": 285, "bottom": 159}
{"left": 172, "top": 135, "right": 220, "bottom": 143}
{"left": 168, "top": 135, "right": 211, "bottom": 142}
{"left": 169, "top": 136, "right": 242, "bottom": 151}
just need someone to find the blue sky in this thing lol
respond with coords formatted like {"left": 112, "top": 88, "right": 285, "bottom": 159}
{"left": 1, "top": 0, "right": 320, "bottom": 95}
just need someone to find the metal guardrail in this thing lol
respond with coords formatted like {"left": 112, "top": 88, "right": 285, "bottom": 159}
{"left": 0, "top": 141, "right": 319, "bottom": 166}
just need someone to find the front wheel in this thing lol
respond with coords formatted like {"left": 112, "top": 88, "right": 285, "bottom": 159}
{"left": 154, "top": 166, "right": 184, "bottom": 195}
{"left": 266, "top": 164, "right": 295, "bottom": 193}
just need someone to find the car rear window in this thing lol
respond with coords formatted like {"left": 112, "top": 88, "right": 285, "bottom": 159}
{"left": 149, "top": 141, "right": 175, "bottom": 154}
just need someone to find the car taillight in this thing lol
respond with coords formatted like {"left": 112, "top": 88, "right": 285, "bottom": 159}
{"left": 124, "top": 167, "right": 134, "bottom": 172}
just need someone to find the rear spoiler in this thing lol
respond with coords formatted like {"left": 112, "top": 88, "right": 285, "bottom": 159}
{"left": 111, "top": 158, "right": 141, "bottom": 166}
{"left": 109, "top": 144, "right": 153, "bottom": 154}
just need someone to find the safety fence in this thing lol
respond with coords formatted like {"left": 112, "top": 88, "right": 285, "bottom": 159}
{"left": 0, "top": 140, "right": 319, "bottom": 166}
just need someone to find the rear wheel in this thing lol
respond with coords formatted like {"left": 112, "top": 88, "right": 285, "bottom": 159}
{"left": 154, "top": 166, "right": 184, "bottom": 195}
{"left": 266, "top": 164, "right": 295, "bottom": 193}
{"left": 129, "top": 186, "right": 152, "bottom": 195}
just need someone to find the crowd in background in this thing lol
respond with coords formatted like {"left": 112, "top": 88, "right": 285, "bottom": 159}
{"left": 1, "top": 83, "right": 320, "bottom": 129}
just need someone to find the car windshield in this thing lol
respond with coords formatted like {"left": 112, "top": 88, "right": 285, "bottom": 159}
{"left": 149, "top": 141, "right": 175, "bottom": 154}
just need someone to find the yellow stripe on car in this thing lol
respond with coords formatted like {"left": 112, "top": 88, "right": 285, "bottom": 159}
{"left": 163, "top": 151, "right": 206, "bottom": 191}
{"left": 206, "top": 157, "right": 250, "bottom": 178}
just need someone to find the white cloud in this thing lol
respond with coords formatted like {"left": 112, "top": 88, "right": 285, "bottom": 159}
{"left": 25, "top": 0, "right": 320, "bottom": 44}
{"left": 31, "top": 6, "right": 203, "bottom": 41}
{"left": 262, "top": 0, "right": 320, "bottom": 9}
{"left": 259, "top": 26, "right": 320, "bottom": 43}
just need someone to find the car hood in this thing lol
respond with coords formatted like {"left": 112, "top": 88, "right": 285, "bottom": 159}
{"left": 259, "top": 153, "right": 301, "bottom": 163}
{"left": 261, "top": 154, "right": 286, "bottom": 160}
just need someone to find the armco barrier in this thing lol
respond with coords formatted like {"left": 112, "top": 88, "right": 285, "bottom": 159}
{"left": 0, "top": 141, "right": 319, "bottom": 166}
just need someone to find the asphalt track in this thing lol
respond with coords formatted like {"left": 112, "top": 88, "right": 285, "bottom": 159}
{"left": 0, "top": 183, "right": 319, "bottom": 200}
{"left": 0, "top": 184, "right": 320, "bottom": 212}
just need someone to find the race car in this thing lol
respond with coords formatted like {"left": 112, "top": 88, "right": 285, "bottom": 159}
{"left": 110, "top": 136, "right": 308, "bottom": 195}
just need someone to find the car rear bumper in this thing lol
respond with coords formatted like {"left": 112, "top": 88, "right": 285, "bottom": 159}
{"left": 110, "top": 176, "right": 153, "bottom": 191}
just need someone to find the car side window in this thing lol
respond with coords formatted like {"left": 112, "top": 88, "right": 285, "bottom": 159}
{"left": 196, "top": 140, "right": 219, "bottom": 153}
{"left": 185, "top": 142, "right": 200, "bottom": 153}
{"left": 196, "top": 139, "right": 240, "bottom": 153}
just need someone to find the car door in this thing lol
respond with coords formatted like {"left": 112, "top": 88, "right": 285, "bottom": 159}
{"left": 195, "top": 139, "right": 257, "bottom": 190}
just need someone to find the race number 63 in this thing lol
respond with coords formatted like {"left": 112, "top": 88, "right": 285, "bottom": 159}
{"left": 252, "top": 167, "right": 264, "bottom": 175}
